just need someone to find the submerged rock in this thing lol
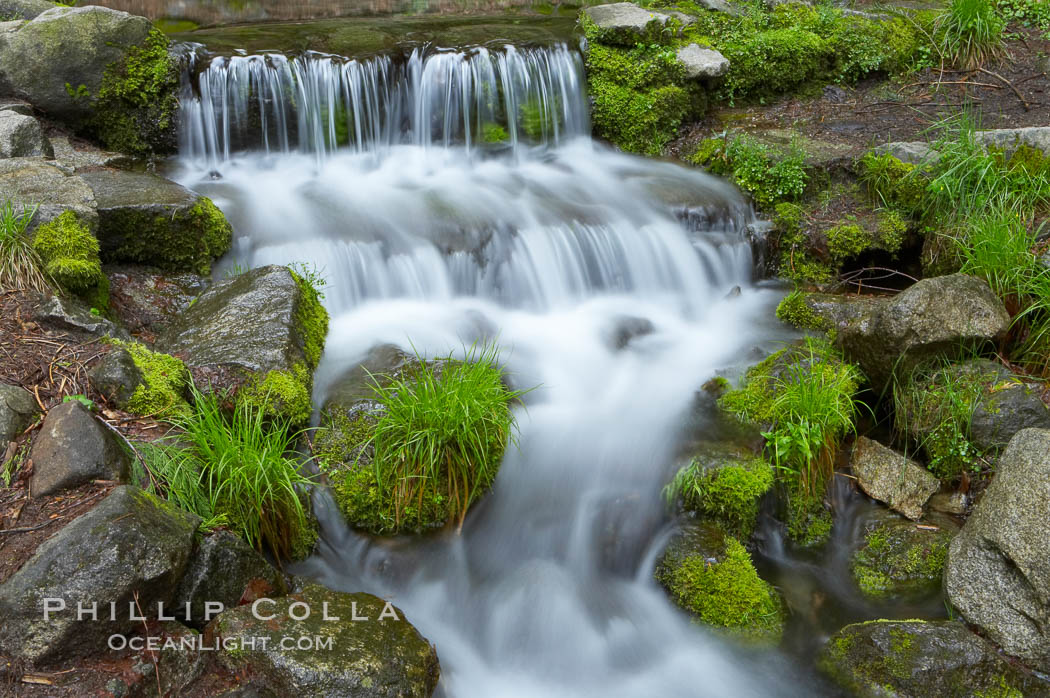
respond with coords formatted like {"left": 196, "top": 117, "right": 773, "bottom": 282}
{"left": 850, "top": 437, "right": 938, "bottom": 521}
{"left": 211, "top": 583, "right": 440, "bottom": 697}
{"left": 0, "top": 382, "right": 39, "bottom": 443}
{"left": 850, "top": 509, "right": 956, "bottom": 599}
{"left": 81, "top": 170, "right": 232, "bottom": 275}
{"left": 817, "top": 620, "right": 1044, "bottom": 697}
{"left": 0, "top": 111, "right": 51, "bottom": 158}
{"left": 0, "top": 486, "right": 198, "bottom": 664}
{"left": 946, "top": 428, "right": 1050, "bottom": 672}
{"left": 29, "top": 400, "right": 129, "bottom": 496}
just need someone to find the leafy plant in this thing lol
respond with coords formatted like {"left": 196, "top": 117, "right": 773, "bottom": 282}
{"left": 0, "top": 200, "right": 50, "bottom": 293}
{"left": 693, "top": 134, "right": 808, "bottom": 209}
{"left": 936, "top": 0, "right": 1006, "bottom": 69}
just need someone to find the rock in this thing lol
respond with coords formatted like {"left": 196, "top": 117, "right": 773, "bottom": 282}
{"left": 0, "top": 486, "right": 199, "bottom": 664}
{"left": 0, "top": 0, "right": 54, "bottom": 21}
{"left": 802, "top": 292, "right": 885, "bottom": 334}
{"left": 33, "top": 293, "right": 128, "bottom": 339}
{"left": 946, "top": 428, "right": 1050, "bottom": 672}
{"left": 80, "top": 169, "right": 232, "bottom": 275}
{"left": 88, "top": 347, "right": 145, "bottom": 409}
{"left": 124, "top": 622, "right": 208, "bottom": 698}
{"left": 581, "top": 3, "right": 673, "bottom": 45}
{"left": 850, "top": 437, "right": 939, "bottom": 520}
{"left": 0, "top": 111, "right": 51, "bottom": 158}
{"left": 28, "top": 400, "right": 129, "bottom": 496}
{"left": 975, "top": 127, "right": 1050, "bottom": 157}
{"left": 0, "top": 382, "right": 39, "bottom": 443}
{"left": 0, "top": 157, "right": 96, "bottom": 227}
{"left": 106, "top": 264, "right": 208, "bottom": 340}
{"left": 159, "top": 265, "right": 327, "bottom": 425}
{"left": 836, "top": 274, "right": 1009, "bottom": 390}
{"left": 676, "top": 44, "right": 729, "bottom": 79}
{"left": 817, "top": 620, "right": 1043, "bottom": 697}
{"left": 929, "top": 492, "right": 968, "bottom": 516}
{"left": 174, "top": 530, "right": 281, "bottom": 630}
{"left": 0, "top": 6, "right": 150, "bottom": 121}
{"left": 49, "top": 134, "right": 132, "bottom": 172}
{"left": 607, "top": 315, "right": 654, "bottom": 350}
{"left": 850, "top": 508, "right": 957, "bottom": 599}
{"left": 212, "top": 583, "right": 440, "bottom": 697}
{"left": 872, "top": 141, "right": 935, "bottom": 166}
{"left": 0, "top": 98, "right": 34, "bottom": 116}
{"left": 321, "top": 344, "right": 413, "bottom": 410}
{"left": 969, "top": 376, "right": 1050, "bottom": 453}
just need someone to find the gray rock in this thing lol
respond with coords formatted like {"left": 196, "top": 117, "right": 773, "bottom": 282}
{"left": 33, "top": 293, "right": 128, "bottom": 339}
{"left": 0, "top": 111, "right": 51, "bottom": 158}
{"left": 125, "top": 622, "right": 207, "bottom": 698}
{"left": 0, "top": 0, "right": 55, "bottom": 21}
{"left": 817, "top": 620, "right": 1044, "bottom": 697}
{"left": 212, "top": 583, "right": 440, "bottom": 697}
{"left": 969, "top": 378, "right": 1050, "bottom": 452}
{"left": 0, "top": 98, "right": 34, "bottom": 116}
{"left": 803, "top": 292, "right": 885, "bottom": 333}
{"left": 29, "top": 400, "right": 129, "bottom": 496}
{"left": 676, "top": 44, "right": 729, "bottom": 79}
{"left": 946, "top": 428, "right": 1050, "bottom": 672}
{"left": 174, "top": 530, "right": 281, "bottom": 630}
{"left": 850, "top": 508, "right": 957, "bottom": 599}
{"left": 0, "top": 157, "right": 96, "bottom": 228}
{"left": 928, "top": 491, "right": 968, "bottom": 516}
{"left": 0, "top": 486, "right": 199, "bottom": 664}
{"left": 89, "top": 347, "right": 145, "bottom": 409}
{"left": 0, "top": 382, "right": 38, "bottom": 443}
{"left": 975, "top": 127, "right": 1050, "bottom": 157}
{"left": 850, "top": 437, "right": 939, "bottom": 520}
{"left": 871, "top": 141, "right": 936, "bottom": 166}
{"left": 836, "top": 274, "right": 1009, "bottom": 390}
{"left": 80, "top": 169, "right": 232, "bottom": 274}
{"left": 582, "top": 3, "right": 673, "bottom": 45}
{"left": 0, "top": 6, "right": 152, "bottom": 123}
{"left": 49, "top": 134, "right": 132, "bottom": 172}
{"left": 105, "top": 264, "right": 207, "bottom": 339}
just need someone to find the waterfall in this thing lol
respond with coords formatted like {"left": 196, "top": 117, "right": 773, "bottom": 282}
{"left": 177, "top": 43, "right": 589, "bottom": 164}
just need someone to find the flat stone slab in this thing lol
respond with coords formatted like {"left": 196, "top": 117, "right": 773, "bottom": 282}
{"left": 676, "top": 44, "right": 730, "bottom": 79}
{"left": 0, "top": 157, "right": 96, "bottom": 227}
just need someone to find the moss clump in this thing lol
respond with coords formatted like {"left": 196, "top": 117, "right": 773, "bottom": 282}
{"left": 289, "top": 267, "right": 329, "bottom": 371}
{"left": 31, "top": 212, "right": 108, "bottom": 306}
{"left": 111, "top": 340, "right": 191, "bottom": 416}
{"left": 785, "top": 486, "right": 833, "bottom": 548}
{"left": 92, "top": 28, "right": 179, "bottom": 157}
{"left": 859, "top": 151, "right": 929, "bottom": 217}
{"left": 850, "top": 516, "right": 952, "bottom": 598}
{"left": 106, "top": 196, "right": 233, "bottom": 275}
{"left": 776, "top": 290, "right": 828, "bottom": 331}
{"left": 481, "top": 123, "right": 509, "bottom": 143}
{"left": 717, "top": 347, "right": 787, "bottom": 425}
{"left": 238, "top": 363, "right": 312, "bottom": 428}
{"left": 658, "top": 536, "right": 784, "bottom": 644}
{"left": 669, "top": 457, "right": 774, "bottom": 538}
{"left": 689, "top": 134, "right": 808, "bottom": 209}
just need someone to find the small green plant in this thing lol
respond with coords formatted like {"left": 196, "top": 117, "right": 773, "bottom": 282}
{"left": 62, "top": 394, "right": 94, "bottom": 409}
{"left": 0, "top": 200, "right": 50, "bottom": 293}
{"left": 691, "top": 135, "right": 808, "bottom": 209}
{"left": 936, "top": 0, "right": 1006, "bottom": 69}
{"left": 144, "top": 384, "right": 317, "bottom": 559}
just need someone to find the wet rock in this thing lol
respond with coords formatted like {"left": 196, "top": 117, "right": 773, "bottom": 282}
{"left": 850, "top": 508, "right": 957, "bottom": 599}
{"left": 607, "top": 315, "right": 654, "bottom": 350}
{"left": 0, "top": 382, "right": 38, "bottom": 443}
{"left": 81, "top": 169, "right": 232, "bottom": 275}
{"left": 969, "top": 375, "right": 1050, "bottom": 453}
{"left": 836, "top": 274, "right": 1009, "bottom": 390}
{"left": 88, "top": 347, "right": 145, "bottom": 409}
{"left": 0, "top": 157, "right": 96, "bottom": 227}
{"left": 33, "top": 293, "right": 128, "bottom": 339}
{"left": 817, "top": 620, "right": 1043, "bottom": 697}
{"left": 872, "top": 141, "right": 935, "bottom": 166}
{"left": 676, "top": 44, "right": 729, "bottom": 79}
{"left": 0, "top": 6, "right": 151, "bottom": 122}
{"left": 321, "top": 344, "right": 417, "bottom": 409}
{"left": 29, "top": 400, "right": 129, "bottom": 496}
{"left": 49, "top": 134, "right": 132, "bottom": 172}
{"left": 582, "top": 3, "right": 674, "bottom": 45}
{"left": 975, "top": 127, "right": 1050, "bottom": 157}
{"left": 850, "top": 437, "right": 938, "bottom": 521}
{"left": 0, "top": 111, "right": 51, "bottom": 158}
{"left": 0, "top": 0, "right": 54, "bottom": 21}
{"left": 0, "top": 486, "right": 199, "bottom": 664}
{"left": 105, "top": 264, "right": 207, "bottom": 340}
{"left": 124, "top": 622, "right": 208, "bottom": 698}
{"left": 946, "top": 428, "right": 1050, "bottom": 672}
{"left": 928, "top": 491, "right": 968, "bottom": 516}
{"left": 211, "top": 583, "right": 440, "bottom": 697}
{"left": 174, "top": 530, "right": 281, "bottom": 631}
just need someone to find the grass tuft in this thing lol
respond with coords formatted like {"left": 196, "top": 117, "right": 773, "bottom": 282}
{"left": 0, "top": 200, "right": 50, "bottom": 293}
{"left": 936, "top": 0, "right": 1006, "bottom": 70}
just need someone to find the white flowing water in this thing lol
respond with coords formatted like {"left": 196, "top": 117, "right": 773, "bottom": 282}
{"left": 175, "top": 43, "right": 810, "bottom": 697}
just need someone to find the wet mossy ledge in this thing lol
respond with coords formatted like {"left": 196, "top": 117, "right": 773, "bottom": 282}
{"left": 315, "top": 346, "right": 522, "bottom": 536}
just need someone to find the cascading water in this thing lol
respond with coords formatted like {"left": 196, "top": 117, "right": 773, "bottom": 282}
{"left": 173, "top": 41, "right": 812, "bottom": 697}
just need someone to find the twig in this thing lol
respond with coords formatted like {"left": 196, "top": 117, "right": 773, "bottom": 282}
{"left": 133, "top": 590, "right": 163, "bottom": 697}
{"left": 978, "top": 68, "right": 1030, "bottom": 111}
{"left": 0, "top": 519, "right": 59, "bottom": 535}
{"left": 95, "top": 417, "right": 160, "bottom": 492}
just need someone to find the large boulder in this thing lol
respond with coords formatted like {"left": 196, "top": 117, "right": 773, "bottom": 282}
{"left": 0, "top": 486, "right": 199, "bottom": 664}
{"left": 80, "top": 170, "right": 232, "bottom": 275}
{"left": 849, "top": 437, "right": 939, "bottom": 521}
{"left": 850, "top": 509, "right": 956, "bottom": 599}
{"left": 835, "top": 274, "right": 1009, "bottom": 390}
{"left": 159, "top": 265, "right": 328, "bottom": 426}
{"left": 0, "top": 6, "right": 178, "bottom": 155}
{"left": 0, "top": 111, "right": 51, "bottom": 158}
{"left": 174, "top": 530, "right": 281, "bottom": 630}
{"left": 817, "top": 620, "right": 1045, "bottom": 697}
{"left": 946, "top": 428, "right": 1050, "bottom": 672}
{"left": 0, "top": 0, "right": 55, "bottom": 21}
{"left": 211, "top": 583, "right": 440, "bottom": 697}
{"left": 0, "top": 157, "right": 96, "bottom": 227}
{"left": 29, "top": 400, "right": 129, "bottom": 496}
{"left": 0, "top": 382, "right": 39, "bottom": 443}
{"left": 581, "top": 3, "right": 674, "bottom": 45}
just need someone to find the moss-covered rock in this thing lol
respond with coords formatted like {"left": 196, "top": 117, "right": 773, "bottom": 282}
{"left": 80, "top": 169, "right": 232, "bottom": 275}
{"left": 654, "top": 519, "right": 784, "bottom": 645}
{"left": 669, "top": 445, "right": 773, "bottom": 538}
{"left": 212, "top": 583, "right": 440, "bottom": 697}
{"left": 850, "top": 509, "right": 957, "bottom": 599}
{"left": 817, "top": 620, "right": 1043, "bottom": 698}
{"left": 30, "top": 210, "right": 108, "bottom": 308}
{"left": 109, "top": 339, "right": 191, "bottom": 417}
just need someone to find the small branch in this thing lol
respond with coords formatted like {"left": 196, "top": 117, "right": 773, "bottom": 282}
{"left": 978, "top": 68, "right": 1030, "bottom": 111}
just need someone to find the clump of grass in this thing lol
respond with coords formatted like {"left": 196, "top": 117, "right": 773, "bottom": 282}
{"left": 936, "top": 0, "right": 1006, "bottom": 69}
{"left": 141, "top": 384, "right": 317, "bottom": 560}
{"left": 0, "top": 200, "right": 50, "bottom": 293}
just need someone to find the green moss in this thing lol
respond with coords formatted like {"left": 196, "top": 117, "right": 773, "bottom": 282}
{"left": 688, "top": 134, "right": 807, "bottom": 210}
{"left": 31, "top": 212, "right": 106, "bottom": 303}
{"left": 851, "top": 518, "right": 950, "bottom": 597}
{"left": 238, "top": 363, "right": 312, "bottom": 427}
{"left": 786, "top": 489, "right": 833, "bottom": 548}
{"left": 519, "top": 96, "right": 561, "bottom": 141}
{"left": 776, "top": 290, "right": 828, "bottom": 331}
{"left": 672, "top": 457, "right": 774, "bottom": 538}
{"left": 658, "top": 537, "right": 783, "bottom": 643}
{"left": 108, "top": 340, "right": 191, "bottom": 416}
{"left": 826, "top": 223, "right": 870, "bottom": 263}
{"left": 481, "top": 123, "right": 509, "bottom": 143}
{"left": 107, "top": 196, "right": 233, "bottom": 274}
{"left": 92, "top": 28, "right": 179, "bottom": 156}
{"left": 773, "top": 202, "right": 804, "bottom": 234}
{"left": 859, "top": 151, "right": 929, "bottom": 216}
{"left": 718, "top": 347, "right": 787, "bottom": 425}
{"left": 289, "top": 268, "right": 329, "bottom": 370}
